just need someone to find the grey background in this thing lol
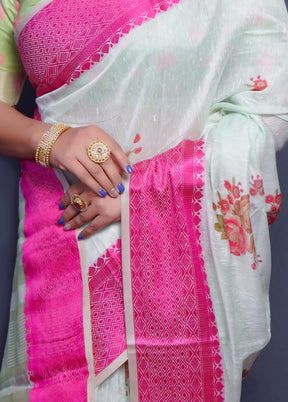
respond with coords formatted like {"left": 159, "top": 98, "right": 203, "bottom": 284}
{"left": 1, "top": 4, "right": 288, "bottom": 398}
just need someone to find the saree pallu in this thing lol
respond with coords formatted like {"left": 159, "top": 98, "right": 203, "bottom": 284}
{"left": 1, "top": 0, "right": 288, "bottom": 400}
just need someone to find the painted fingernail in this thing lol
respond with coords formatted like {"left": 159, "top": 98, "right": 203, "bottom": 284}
{"left": 64, "top": 224, "right": 71, "bottom": 231}
{"left": 58, "top": 217, "right": 64, "bottom": 225}
{"left": 59, "top": 203, "right": 64, "bottom": 210}
{"left": 117, "top": 183, "right": 125, "bottom": 194}
{"left": 99, "top": 189, "right": 107, "bottom": 197}
{"left": 78, "top": 234, "right": 84, "bottom": 240}
{"left": 126, "top": 165, "right": 133, "bottom": 174}
{"left": 110, "top": 188, "right": 119, "bottom": 198}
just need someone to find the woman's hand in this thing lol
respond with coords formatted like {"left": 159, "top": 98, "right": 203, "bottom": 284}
{"left": 50, "top": 125, "right": 133, "bottom": 198}
{"left": 0, "top": 102, "right": 133, "bottom": 197}
{"left": 58, "top": 181, "right": 121, "bottom": 239}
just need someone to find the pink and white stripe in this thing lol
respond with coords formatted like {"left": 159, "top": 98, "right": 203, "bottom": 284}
{"left": 123, "top": 140, "right": 224, "bottom": 401}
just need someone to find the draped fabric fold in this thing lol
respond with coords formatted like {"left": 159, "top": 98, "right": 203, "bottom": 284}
{"left": 1, "top": 0, "right": 288, "bottom": 400}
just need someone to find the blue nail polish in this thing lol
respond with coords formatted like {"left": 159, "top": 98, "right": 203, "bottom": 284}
{"left": 78, "top": 234, "right": 84, "bottom": 240}
{"left": 126, "top": 165, "right": 133, "bottom": 174}
{"left": 59, "top": 203, "right": 64, "bottom": 210}
{"left": 58, "top": 217, "right": 64, "bottom": 225}
{"left": 99, "top": 189, "right": 107, "bottom": 197}
{"left": 117, "top": 183, "right": 125, "bottom": 194}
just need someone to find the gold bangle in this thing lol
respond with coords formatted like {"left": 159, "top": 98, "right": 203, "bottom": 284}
{"left": 35, "top": 124, "right": 71, "bottom": 167}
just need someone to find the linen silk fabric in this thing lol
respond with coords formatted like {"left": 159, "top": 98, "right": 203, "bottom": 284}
{"left": 0, "top": 0, "right": 288, "bottom": 401}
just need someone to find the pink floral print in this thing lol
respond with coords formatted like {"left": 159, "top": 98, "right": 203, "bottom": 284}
{"left": 214, "top": 175, "right": 281, "bottom": 269}
{"left": 214, "top": 177, "right": 264, "bottom": 270}
{"left": 265, "top": 190, "right": 282, "bottom": 225}
{"left": 128, "top": 133, "right": 143, "bottom": 156}
{"left": 250, "top": 175, "right": 265, "bottom": 196}
{"left": 249, "top": 75, "right": 268, "bottom": 91}
{"left": 224, "top": 216, "right": 248, "bottom": 256}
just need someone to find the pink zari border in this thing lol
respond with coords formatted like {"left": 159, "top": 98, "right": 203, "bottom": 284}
{"left": 21, "top": 160, "right": 88, "bottom": 401}
{"left": 125, "top": 140, "right": 225, "bottom": 401}
{"left": 17, "top": 0, "right": 181, "bottom": 96}
{"left": 88, "top": 239, "right": 127, "bottom": 381}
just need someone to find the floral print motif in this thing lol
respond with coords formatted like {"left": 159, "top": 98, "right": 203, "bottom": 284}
{"left": 225, "top": 216, "right": 249, "bottom": 256}
{"left": 249, "top": 75, "right": 268, "bottom": 91}
{"left": 214, "top": 177, "right": 263, "bottom": 270}
{"left": 214, "top": 175, "right": 281, "bottom": 269}
{"left": 0, "top": 53, "right": 5, "bottom": 66}
{"left": 127, "top": 133, "right": 143, "bottom": 156}
{"left": 250, "top": 175, "right": 264, "bottom": 196}
{"left": 132, "top": 133, "right": 143, "bottom": 155}
{"left": 266, "top": 190, "right": 282, "bottom": 225}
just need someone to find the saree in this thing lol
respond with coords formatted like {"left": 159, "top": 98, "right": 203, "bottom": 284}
{"left": 1, "top": 0, "right": 288, "bottom": 400}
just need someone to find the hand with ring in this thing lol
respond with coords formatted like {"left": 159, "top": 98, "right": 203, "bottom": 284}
{"left": 49, "top": 125, "right": 133, "bottom": 198}
{"left": 57, "top": 181, "right": 121, "bottom": 239}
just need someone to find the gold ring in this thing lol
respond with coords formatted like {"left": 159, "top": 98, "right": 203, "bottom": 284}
{"left": 87, "top": 141, "right": 110, "bottom": 164}
{"left": 70, "top": 194, "right": 88, "bottom": 212}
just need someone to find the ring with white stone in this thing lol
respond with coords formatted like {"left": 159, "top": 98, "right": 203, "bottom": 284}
{"left": 87, "top": 141, "right": 111, "bottom": 164}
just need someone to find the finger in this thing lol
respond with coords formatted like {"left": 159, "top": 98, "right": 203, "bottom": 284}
{"left": 59, "top": 181, "right": 86, "bottom": 209}
{"left": 70, "top": 161, "right": 109, "bottom": 197}
{"left": 99, "top": 157, "right": 126, "bottom": 194}
{"left": 59, "top": 193, "right": 71, "bottom": 210}
{"left": 78, "top": 215, "right": 113, "bottom": 240}
{"left": 58, "top": 204, "right": 82, "bottom": 225}
{"left": 80, "top": 157, "right": 121, "bottom": 197}
{"left": 63, "top": 207, "right": 98, "bottom": 231}
{"left": 87, "top": 158, "right": 124, "bottom": 197}
{"left": 108, "top": 139, "right": 133, "bottom": 174}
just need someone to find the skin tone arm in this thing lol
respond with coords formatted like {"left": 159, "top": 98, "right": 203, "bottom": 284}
{"left": 0, "top": 100, "right": 51, "bottom": 159}
{"left": 0, "top": 100, "right": 130, "bottom": 238}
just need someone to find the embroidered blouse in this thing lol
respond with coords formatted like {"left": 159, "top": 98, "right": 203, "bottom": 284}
{"left": 0, "top": 0, "right": 38, "bottom": 104}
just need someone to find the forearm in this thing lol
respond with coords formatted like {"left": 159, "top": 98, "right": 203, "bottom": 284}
{"left": 0, "top": 100, "right": 51, "bottom": 159}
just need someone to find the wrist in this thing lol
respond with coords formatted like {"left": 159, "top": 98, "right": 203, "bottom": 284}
{"left": 35, "top": 123, "right": 71, "bottom": 167}
{"left": 29, "top": 121, "right": 52, "bottom": 157}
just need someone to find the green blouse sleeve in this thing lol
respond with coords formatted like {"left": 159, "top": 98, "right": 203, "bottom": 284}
{"left": 0, "top": 0, "right": 26, "bottom": 105}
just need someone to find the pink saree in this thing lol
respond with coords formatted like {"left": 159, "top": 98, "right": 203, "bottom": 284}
{"left": 1, "top": 0, "right": 288, "bottom": 400}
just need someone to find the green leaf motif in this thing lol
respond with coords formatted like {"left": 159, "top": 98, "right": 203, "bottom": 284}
{"left": 214, "top": 214, "right": 228, "bottom": 240}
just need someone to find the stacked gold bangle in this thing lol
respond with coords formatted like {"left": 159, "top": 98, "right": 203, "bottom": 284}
{"left": 35, "top": 124, "right": 71, "bottom": 167}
